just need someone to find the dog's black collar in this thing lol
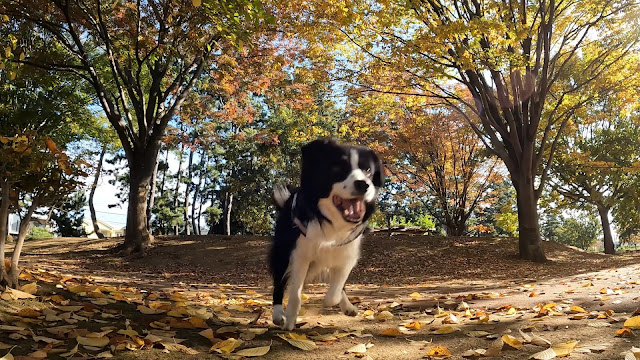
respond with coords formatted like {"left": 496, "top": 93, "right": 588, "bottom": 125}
{"left": 291, "top": 194, "right": 366, "bottom": 247}
{"left": 334, "top": 223, "right": 366, "bottom": 247}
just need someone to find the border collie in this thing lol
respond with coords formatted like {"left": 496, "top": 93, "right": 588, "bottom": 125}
{"left": 269, "top": 138, "right": 384, "bottom": 330}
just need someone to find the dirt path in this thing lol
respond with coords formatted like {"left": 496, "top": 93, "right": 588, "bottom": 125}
{"left": 3, "top": 234, "right": 640, "bottom": 359}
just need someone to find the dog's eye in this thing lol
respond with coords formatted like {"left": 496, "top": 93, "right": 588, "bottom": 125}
{"left": 363, "top": 167, "right": 373, "bottom": 177}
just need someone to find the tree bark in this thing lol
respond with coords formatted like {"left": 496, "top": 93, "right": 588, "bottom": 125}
{"left": 147, "top": 156, "right": 159, "bottom": 234}
{"left": 597, "top": 204, "right": 616, "bottom": 255}
{"left": 174, "top": 140, "right": 185, "bottom": 235}
{"left": 158, "top": 148, "right": 169, "bottom": 234}
{"left": 89, "top": 144, "right": 106, "bottom": 239}
{"left": 446, "top": 220, "right": 466, "bottom": 236}
{"left": 191, "top": 150, "right": 205, "bottom": 236}
{"left": 514, "top": 177, "right": 547, "bottom": 263}
{"left": 0, "top": 179, "right": 11, "bottom": 286}
{"left": 224, "top": 192, "right": 233, "bottom": 236}
{"left": 184, "top": 148, "right": 194, "bottom": 236}
{"left": 8, "top": 196, "right": 40, "bottom": 287}
{"left": 159, "top": 147, "right": 169, "bottom": 197}
{"left": 120, "top": 149, "right": 157, "bottom": 255}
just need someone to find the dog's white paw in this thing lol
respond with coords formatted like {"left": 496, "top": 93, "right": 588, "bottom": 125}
{"left": 341, "top": 303, "right": 358, "bottom": 316}
{"left": 272, "top": 305, "right": 285, "bottom": 326}
{"left": 282, "top": 317, "right": 296, "bottom": 331}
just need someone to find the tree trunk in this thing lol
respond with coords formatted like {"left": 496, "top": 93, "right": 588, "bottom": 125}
{"left": 89, "top": 145, "right": 107, "bottom": 239}
{"left": 514, "top": 177, "right": 547, "bottom": 263}
{"left": 147, "top": 156, "right": 159, "bottom": 234}
{"left": 8, "top": 197, "right": 40, "bottom": 287}
{"left": 184, "top": 149, "right": 194, "bottom": 236}
{"left": 121, "top": 151, "right": 156, "bottom": 255}
{"left": 174, "top": 141, "right": 185, "bottom": 235}
{"left": 224, "top": 192, "right": 233, "bottom": 236}
{"left": 446, "top": 221, "right": 466, "bottom": 236}
{"left": 597, "top": 204, "right": 615, "bottom": 255}
{"left": 159, "top": 148, "right": 169, "bottom": 197}
{"left": 191, "top": 151, "right": 205, "bottom": 236}
{"left": 0, "top": 180, "right": 11, "bottom": 286}
{"left": 197, "top": 198, "right": 204, "bottom": 235}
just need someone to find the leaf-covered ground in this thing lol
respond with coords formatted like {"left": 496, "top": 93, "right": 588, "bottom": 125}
{"left": 3, "top": 233, "right": 640, "bottom": 359}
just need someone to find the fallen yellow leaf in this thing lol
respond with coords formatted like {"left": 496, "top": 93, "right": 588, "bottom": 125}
{"left": 569, "top": 306, "right": 587, "bottom": 314}
{"left": 199, "top": 328, "right": 215, "bottom": 342}
{"left": 77, "top": 336, "right": 109, "bottom": 348}
{"left": 277, "top": 334, "right": 317, "bottom": 351}
{"left": 617, "top": 328, "right": 633, "bottom": 337}
{"left": 376, "top": 311, "right": 394, "bottom": 320}
{"left": 137, "top": 305, "right": 166, "bottom": 315}
{"left": 19, "top": 282, "right": 38, "bottom": 295}
{"left": 552, "top": 340, "right": 579, "bottom": 357}
{"left": 380, "top": 328, "right": 406, "bottom": 337}
{"left": 0, "top": 348, "right": 14, "bottom": 360}
{"left": 59, "top": 344, "right": 78, "bottom": 357}
{"left": 235, "top": 344, "right": 271, "bottom": 357}
{"left": 17, "top": 308, "right": 41, "bottom": 318}
{"left": 424, "top": 345, "right": 451, "bottom": 358}
{"left": 346, "top": 344, "right": 367, "bottom": 354}
{"left": 188, "top": 317, "right": 209, "bottom": 329}
{"left": 210, "top": 338, "right": 243, "bottom": 354}
{"left": 529, "top": 347, "right": 556, "bottom": 360}
{"left": 404, "top": 321, "right": 425, "bottom": 330}
{"left": 625, "top": 316, "right": 640, "bottom": 329}
{"left": 502, "top": 334, "right": 523, "bottom": 350}
{"left": 432, "top": 326, "right": 460, "bottom": 335}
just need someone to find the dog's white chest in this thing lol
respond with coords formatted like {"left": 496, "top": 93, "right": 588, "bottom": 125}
{"left": 291, "top": 221, "right": 362, "bottom": 273}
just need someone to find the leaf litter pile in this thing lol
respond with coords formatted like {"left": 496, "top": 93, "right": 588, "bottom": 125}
{"left": 4, "top": 234, "right": 640, "bottom": 359}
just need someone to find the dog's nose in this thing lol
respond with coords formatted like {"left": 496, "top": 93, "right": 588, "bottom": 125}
{"left": 353, "top": 180, "right": 369, "bottom": 194}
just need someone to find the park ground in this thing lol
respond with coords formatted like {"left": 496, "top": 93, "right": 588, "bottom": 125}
{"left": 3, "top": 233, "right": 640, "bottom": 359}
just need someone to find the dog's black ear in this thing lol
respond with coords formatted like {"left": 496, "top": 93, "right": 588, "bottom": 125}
{"left": 300, "top": 138, "right": 339, "bottom": 199}
{"left": 370, "top": 150, "right": 385, "bottom": 188}
{"left": 301, "top": 138, "right": 336, "bottom": 162}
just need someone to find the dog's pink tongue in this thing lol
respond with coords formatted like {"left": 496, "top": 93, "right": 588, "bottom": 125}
{"left": 345, "top": 199, "right": 364, "bottom": 218}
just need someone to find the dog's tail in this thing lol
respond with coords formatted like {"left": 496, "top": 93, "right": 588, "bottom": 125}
{"left": 273, "top": 184, "right": 292, "bottom": 210}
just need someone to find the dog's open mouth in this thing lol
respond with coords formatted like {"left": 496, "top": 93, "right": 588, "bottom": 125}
{"left": 332, "top": 195, "right": 365, "bottom": 223}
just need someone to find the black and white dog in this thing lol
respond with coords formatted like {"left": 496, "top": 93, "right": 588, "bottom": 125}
{"left": 269, "top": 138, "right": 384, "bottom": 330}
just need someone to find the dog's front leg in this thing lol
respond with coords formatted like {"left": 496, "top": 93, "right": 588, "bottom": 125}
{"left": 325, "top": 266, "right": 358, "bottom": 316}
{"left": 283, "top": 258, "right": 309, "bottom": 330}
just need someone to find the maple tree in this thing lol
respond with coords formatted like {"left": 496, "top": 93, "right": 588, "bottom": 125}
{"left": 0, "top": 56, "right": 92, "bottom": 288}
{"left": 318, "top": 0, "right": 640, "bottom": 261}
{"left": 553, "top": 213, "right": 601, "bottom": 251}
{"left": 0, "top": 133, "right": 85, "bottom": 287}
{"left": 1, "top": 0, "right": 274, "bottom": 255}
{"left": 347, "top": 92, "right": 503, "bottom": 236}
{"left": 549, "top": 56, "right": 640, "bottom": 254}
{"left": 552, "top": 114, "right": 640, "bottom": 254}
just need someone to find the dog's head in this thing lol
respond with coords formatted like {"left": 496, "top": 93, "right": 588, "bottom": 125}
{"left": 300, "top": 138, "right": 384, "bottom": 225}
